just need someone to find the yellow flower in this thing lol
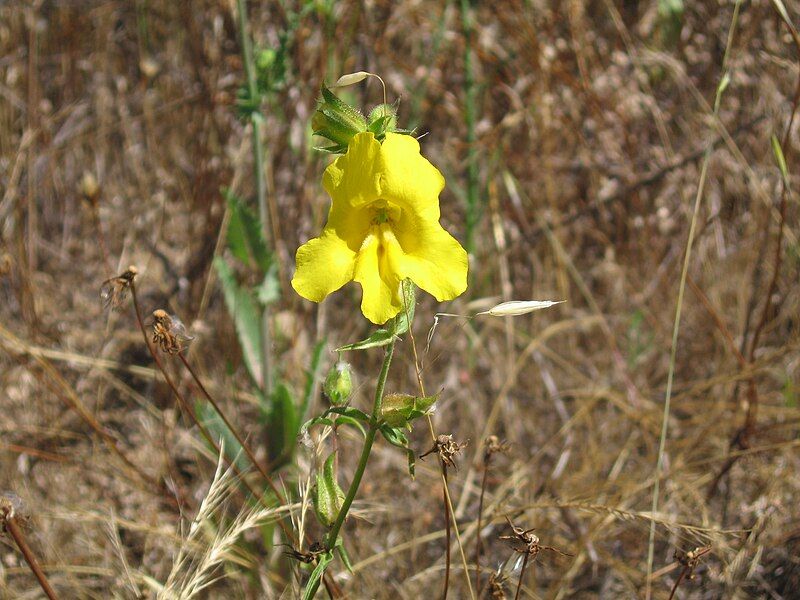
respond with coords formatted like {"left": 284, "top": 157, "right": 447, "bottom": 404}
{"left": 292, "top": 132, "right": 468, "bottom": 324}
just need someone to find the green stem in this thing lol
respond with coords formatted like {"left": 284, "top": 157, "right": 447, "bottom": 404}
{"left": 235, "top": 0, "right": 273, "bottom": 397}
{"left": 304, "top": 340, "right": 395, "bottom": 598}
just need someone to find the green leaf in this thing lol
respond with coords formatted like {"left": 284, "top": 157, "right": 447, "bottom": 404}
{"left": 301, "top": 339, "right": 326, "bottom": 419}
{"left": 257, "top": 264, "right": 280, "bottom": 306}
{"left": 334, "top": 537, "right": 354, "bottom": 573}
{"left": 389, "top": 279, "right": 416, "bottom": 337}
{"left": 379, "top": 424, "right": 416, "bottom": 478}
{"left": 336, "top": 328, "right": 395, "bottom": 352}
{"left": 302, "top": 551, "right": 334, "bottom": 600}
{"left": 380, "top": 391, "right": 439, "bottom": 429}
{"left": 265, "top": 383, "right": 299, "bottom": 468}
{"left": 313, "top": 452, "right": 345, "bottom": 528}
{"left": 771, "top": 134, "right": 789, "bottom": 181}
{"left": 302, "top": 406, "right": 371, "bottom": 437}
{"left": 195, "top": 401, "right": 249, "bottom": 471}
{"left": 214, "top": 257, "right": 263, "bottom": 387}
{"left": 225, "top": 190, "right": 272, "bottom": 273}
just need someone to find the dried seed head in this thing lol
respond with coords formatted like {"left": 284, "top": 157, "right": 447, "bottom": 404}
{"left": 419, "top": 434, "right": 468, "bottom": 470}
{"left": 152, "top": 310, "right": 194, "bottom": 354}
{"left": 100, "top": 266, "right": 138, "bottom": 311}
{"left": 674, "top": 546, "right": 712, "bottom": 579}
{"left": 0, "top": 492, "right": 25, "bottom": 532}
{"left": 499, "top": 516, "right": 572, "bottom": 560}
{"left": 484, "top": 435, "right": 511, "bottom": 463}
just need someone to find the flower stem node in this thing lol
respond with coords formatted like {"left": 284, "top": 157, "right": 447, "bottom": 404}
{"left": 292, "top": 132, "right": 468, "bottom": 324}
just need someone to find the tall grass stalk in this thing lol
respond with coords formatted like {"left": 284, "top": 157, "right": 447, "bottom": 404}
{"left": 644, "top": 2, "right": 742, "bottom": 597}
{"left": 236, "top": 0, "right": 274, "bottom": 398}
{"left": 460, "top": 0, "right": 479, "bottom": 254}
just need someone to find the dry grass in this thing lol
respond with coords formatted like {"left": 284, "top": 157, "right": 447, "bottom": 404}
{"left": 1, "top": 1, "right": 799, "bottom": 598}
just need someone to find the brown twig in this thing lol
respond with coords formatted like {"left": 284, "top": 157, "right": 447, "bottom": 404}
{"left": 442, "top": 465, "right": 451, "bottom": 600}
{"left": 1, "top": 496, "right": 59, "bottom": 600}
{"left": 475, "top": 436, "right": 510, "bottom": 596}
{"left": 475, "top": 460, "right": 489, "bottom": 595}
{"left": 513, "top": 550, "right": 530, "bottom": 600}
{"left": 667, "top": 546, "right": 712, "bottom": 600}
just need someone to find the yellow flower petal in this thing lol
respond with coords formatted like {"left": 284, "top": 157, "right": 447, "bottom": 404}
{"left": 292, "top": 129, "right": 468, "bottom": 323}
{"left": 378, "top": 133, "right": 445, "bottom": 221}
{"left": 291, "top": 230, "right": 356, "bottom": 302}
{"left": 323, "top": 132, "right": 382, "bottom": 211}
{"left": 353, "top": 230, "right": 404, "bottom": 324}
{"left": 392, "top": 214, "right": 468, "bottom": 301}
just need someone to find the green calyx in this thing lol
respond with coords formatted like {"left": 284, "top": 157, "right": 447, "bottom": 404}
{"left": 323, "top": 361, "right": 353, "bottom": 406}
{"left": 313, "top": 452, "right": 346, "bottom": 529}
{"left": 313, "top": 86, "right": 410, "bottom": 154}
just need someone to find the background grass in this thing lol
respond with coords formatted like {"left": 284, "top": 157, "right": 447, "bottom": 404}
{"left": 1, "top": 1, "right": 798, "bottom": 598}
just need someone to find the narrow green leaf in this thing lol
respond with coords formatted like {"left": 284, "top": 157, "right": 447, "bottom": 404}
{"left": 302, "top": 552, "right": 334, "bottom": 600}
{"left": 331, "top": 415, "right": 366, "bottom": 438}
{"left": 257, "top": 264, "right": 280, "bottom": 306}
{"left": 771, "top": 134, "right": 789, "bottom": 181}
{"left": 334, "top": 538, "right": 354, "bottom": 573}
{"left": 379, "top": 425, "right": 416, "bottom": 478}
{"left": 225, "top": 190, "right": 272, "bottom": 273}
{"left": 195, "top": 401, "right": 249, "bottom": 471}
{"left": 301, "top": 339, "right": 326, "bottom": 419}
{"left": 336, "top": 328, "right": 395, "bottom": 352}
{"left": 214, "top": 257, "right": 263, "bottom": 387}
{"left": 225, "top": 193, "right": 252, "bottom": 267}
{"left": 390, "top": 279, "right": 416, "bottom": 337}
{"left": 266, "top": 383, "right": 298, "bottom": 467}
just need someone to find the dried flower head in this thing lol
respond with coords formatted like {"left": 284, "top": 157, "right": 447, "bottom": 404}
{"left": 100, "top": 266, "right": 137, "bottom": 311}
{"left": 152, "top": 309, "right": 194, "bottom": 354}
{"left": 499, "top": 516, "right": 572, "bottom": 561}
{"left": 484, "top": 435, "right": 512, "bottom": 463}
{"left": 674, "top": 546, "right": 712, "bottom": 580}
{"left": 0, "top": 492, "right": 26, "bottom": 532}
{"left": 419, "top": 434, "right": 468, "bottom": 470}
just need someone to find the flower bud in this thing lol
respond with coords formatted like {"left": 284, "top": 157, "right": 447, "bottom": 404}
{"left": 323, "top": 361, "right": 353, "bottom": 406}
{"left": 367, "top": 103, "right": 398, "bottom": 137}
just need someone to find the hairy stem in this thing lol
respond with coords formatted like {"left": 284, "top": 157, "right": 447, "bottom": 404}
{"left": 304, "top": 340, "right": 395, "bottom": 598}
